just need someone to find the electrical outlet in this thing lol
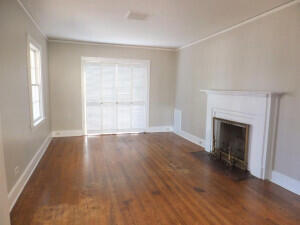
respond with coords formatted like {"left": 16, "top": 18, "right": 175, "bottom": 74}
{"left": 14, "top": 166, "right": 20, "bottom": 176}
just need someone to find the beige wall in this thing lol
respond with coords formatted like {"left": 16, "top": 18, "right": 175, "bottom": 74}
{"left": 0, "top": 0, "right": 50, "bottom": 191}
{"left": 175, "top": 3, "right": 300, "bottom": 180}
{"left": 0, "top": 116, "right": 11, "bottom": 225}
{"left": 48, "top": 42, "right": 176, "bottom": 131}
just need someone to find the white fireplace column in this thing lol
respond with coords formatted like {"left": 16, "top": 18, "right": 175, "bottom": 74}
{"left": 201, "top": 90, "right": 282, "bottom": 180}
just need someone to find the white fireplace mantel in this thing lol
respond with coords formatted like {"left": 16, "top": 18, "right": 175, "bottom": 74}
{"left": 201, "top": 89, "right": 283, "bottom": 179}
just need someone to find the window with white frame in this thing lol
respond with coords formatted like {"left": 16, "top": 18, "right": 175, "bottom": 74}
{"left": 28, "top": 38, "right": 44, "bottom": 127}
{"left": 84, "top": 58, "right": 149, "bottom": 134}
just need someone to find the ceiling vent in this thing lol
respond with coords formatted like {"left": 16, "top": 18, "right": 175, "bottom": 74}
{"left": 125, "top": 11, "right": 148, "bottom": 21}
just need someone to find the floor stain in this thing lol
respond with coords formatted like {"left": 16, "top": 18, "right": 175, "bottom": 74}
{"left": 152, "top": 190, "right": 161, "bottom": 195}
{"left": 32, "top": 195, "right": 102, "bottom": 225}
{"left": 193, "top": 187, "right": 205, "bottom": 193}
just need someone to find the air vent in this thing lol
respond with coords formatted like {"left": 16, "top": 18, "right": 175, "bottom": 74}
{"left": 126, "top": 11, "right": 148, "bottom": 21}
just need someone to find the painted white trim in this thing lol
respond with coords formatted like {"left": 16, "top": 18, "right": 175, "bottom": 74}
{"left": 88, "top": 129, "right": 146, "bottom": 136}
{"left": 51, "top": 130, "right": 84, "bottom": 137}
{"left": 81, "top": 57, "right": 150, "bottom": 135}
{"left": 174, "top": 127, "right": 300, "bottom": 196}
{"left": 52, "top": 127, "right": 173, "bottom": 137}
{"left": 145, "top": 62, "right": 151, "bottom": 131}
{"left": 173, "top": 109, "right": 182, "bottom": 132}
{"left": 16, "top": 0, "right": 47, "bottom": 39}
{"left": 173, "top": 108, "right": 206, "bottom": 149}
{"left": 200, "top": 89, "right": 283, "bottom": 97}
{"left": 48, "top": 39, "right": 176, "bottom": 52}
{"left": 8, "top": 134, "right": 52, "bottom": 211}
{"left": 179, "top": 0, "right": 300, "bottom": 50}
{"left": 174, "top": 129, "right": 206, "bottom": 149}
{"left": 17, "top": 0, "right": 299, "bottom": 51}
{"left": 203, "top": 90, "right": 282, "bottom": 179}
{"left": 271, "top": 171, "right": 300, "bottom": 195}
{"left": 81, "top": 59, "right": 87, "bottom": 135}
{"left": 27, "top": 34, "right": 46, "bottom": 129}
{"left": 146, "top": 126, "right": 173, "bottom": 133}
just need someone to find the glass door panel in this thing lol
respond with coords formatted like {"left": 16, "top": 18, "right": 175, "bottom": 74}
{"left": 85, "top": 59, "right": 148, "bottom": 134}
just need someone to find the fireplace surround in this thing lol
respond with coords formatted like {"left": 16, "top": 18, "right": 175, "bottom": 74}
{"left": 201, "top": 90, "right": 282, "bottom": 179}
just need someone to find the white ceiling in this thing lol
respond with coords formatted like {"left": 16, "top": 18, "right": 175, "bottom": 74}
{"left": 20, "top": 0, "right": 291, "bottom": 48}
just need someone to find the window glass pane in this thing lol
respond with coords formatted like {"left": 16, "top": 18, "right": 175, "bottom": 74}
{"left": 132, "top": 66, "right": 146, "bottom": 88}
{"left": 102, "top": 64, "right": 115, "bottom": 88}
{"left": 132, "top": 66, "right": 146, "bottom": 102}
{"left": 102, "top": 64, "right": 115, "bottom": 102}
{"left": 35, "top": 52, "right": 41, "bottom": 84}
{"left": 117, "top": 65, "right": 131, "bottom": 102}
{"left": 32, "top": 85, "right": 39, "bottom": 103}
{"left": 102, "top": 104, "right": 115, "bottom": 130}
{"left": 32, "top": 101, "right": 41, "bottom": 121}
{"left": 86, "top": 103, "right": 102, "bottom": 131}
{"left": 29, "top": 42, "right": 43, "bottom": 126}
{"left": 102, "top": 88, "right": 115, "bottom": 102}
{"left": 132, "top": 105, "right": 145, "bottom": 129}
{"left": 85, "top": 63, "right": 101, "bottom": 102}
{"left": 117, "top": 105, "right": 131, "bottom": 129}
{"left": 30, "top": 49, "right": 37, "bottom": 84}
{"left": 30, "top": 49, "right": 36, "bottom": 68}
{"left": 132, "top": 87, "right": 145, "bottom": 102}
{"left": 30, "top": 68, "right": 37, "bottom": 84}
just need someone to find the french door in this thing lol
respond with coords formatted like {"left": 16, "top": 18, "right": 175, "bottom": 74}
{"left": 83, "top": 58, "right": 149, "bottom": 135}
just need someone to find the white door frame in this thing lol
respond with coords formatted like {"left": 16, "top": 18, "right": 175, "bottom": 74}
{"left": 81, "top": 57, "right": 150, "bottom": 135}
{"left": 0, "top": 114, "right": 11, "bottom": 225}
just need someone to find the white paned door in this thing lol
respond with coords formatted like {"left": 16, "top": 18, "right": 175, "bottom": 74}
{"left": 84, "top": 59, "right": 149, "bottom": 134}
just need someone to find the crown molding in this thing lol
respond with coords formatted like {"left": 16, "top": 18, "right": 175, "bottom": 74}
{"left": 48, "top": 38, "right": 177, "bottom": 52}
{"left": 179, "top": 0, "right": 299, "bottom": 50}
{"left": 16, "top": 0, "right": 47, "bottom": 39}
{"left": 17, "top": 0, "right": 299, "bottom": 51}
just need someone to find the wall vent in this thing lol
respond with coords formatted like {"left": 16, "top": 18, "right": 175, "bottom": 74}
{"left": 126, "top": 11, "right": 148, "bottom": 21}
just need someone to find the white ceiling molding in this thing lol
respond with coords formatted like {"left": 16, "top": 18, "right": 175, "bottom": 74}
{"left": 17, "top": 0, "right": 298, "bottom": 50}
{"left": 179, "top": 0, "right": 299, "bottom": 50}
{"left": 47, "top": 39, "right": 177, "bottom": 52}
{"left": 16, "top": 0, "right": 47, "bottom": 39}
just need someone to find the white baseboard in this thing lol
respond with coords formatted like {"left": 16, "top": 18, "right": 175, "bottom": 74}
{"left": 174, "top": 129, "right": 206, "bottom": 149}
{"left": 146, "top": 126, "right": 174, "bottom": 133}
{"left": 175, "top": 130, "right": 300, "bottom": 195}
{"left": 52, "top": 130, "right": 84, "bottom": 137}
{"left": 52, "top": 127, "right": 174, "bottom": 137}
{"left": 8, "top": 134, "right": 52, "bottom": 211}
{"left": 271, "top": 171, "right": 300, "bottom": 195}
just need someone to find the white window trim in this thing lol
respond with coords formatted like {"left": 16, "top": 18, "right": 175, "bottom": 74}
{"left": 27, "top": 35, "right": 45, "bottom": 129}
{"left": 81, "top": 57, "right": 150, "bottom": 135}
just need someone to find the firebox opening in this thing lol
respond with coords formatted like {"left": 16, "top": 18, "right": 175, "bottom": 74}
{"left": 213, "top": 117, "right": 249, "bottom": 170}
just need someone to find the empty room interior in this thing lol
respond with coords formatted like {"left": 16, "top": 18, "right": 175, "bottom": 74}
{"left": 1, "top": 0, "right": 300, "bottom": 224}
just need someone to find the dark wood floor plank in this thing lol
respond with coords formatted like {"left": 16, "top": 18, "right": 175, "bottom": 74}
{"left": 10, "top": 133, "right": 300, "bottom": 225}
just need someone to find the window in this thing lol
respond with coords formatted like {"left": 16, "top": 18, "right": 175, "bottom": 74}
{"left": 83, "top": 58, "right": 149, "bottom": 134}
{"left": 27, "top": 37, "right": 44, "bottom": 127}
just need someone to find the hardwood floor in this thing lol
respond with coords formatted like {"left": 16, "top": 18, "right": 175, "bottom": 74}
{"left": 11, "top": 133, "right": 300, "bottom": 225}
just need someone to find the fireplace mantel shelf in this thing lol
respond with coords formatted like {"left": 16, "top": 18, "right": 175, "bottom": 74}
{"left": 200, "top": 89, "right": 283, "bottom": 97}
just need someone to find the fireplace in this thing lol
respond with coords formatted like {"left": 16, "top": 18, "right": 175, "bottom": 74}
{"left": 212, "top": 117, "right": 249, "bottom": 170}
{"left": 201, "top": 89, "right": 282, "bottom": 179}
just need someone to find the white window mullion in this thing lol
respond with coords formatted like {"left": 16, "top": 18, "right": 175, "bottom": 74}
{"left": 100, "top": 63, "right": 103, "bottom": 132}
{"left": 115, "top": 63, "right": 118, "bottom": 131}
{"left": 130, "top": 66, "right": 133, "bottom": 129}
